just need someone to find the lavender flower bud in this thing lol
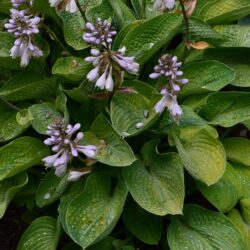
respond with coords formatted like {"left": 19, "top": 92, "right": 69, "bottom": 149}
{"left": 83, "top": 18, "right": 117, "bottom": 46}
{"left": 85, "top": 47, "right": 139, "bottom": 92}
{"left": 5, "top": 9, "right": 40, "bottom": 37}
{"left": 149, "top": 54, "right": 188, "bottom": 94}
{"left": 11, "top": 0, "right": 27, "bottom": 7}
{"left": 153, "top": 0, "right": 175, "bottom": 11}
{"left": 42, "top": 120, "right": 98, "bottom": 177}
{"left": 49, "top": 0, "right": 77, "bottom": 13}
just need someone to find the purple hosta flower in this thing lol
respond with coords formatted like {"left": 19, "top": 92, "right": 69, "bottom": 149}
{"left": 85, "top": 47, "right": 139, "bottom": 91}
{"left": 11, "top": 0, "right": 33, "bottom": 7}
{"left": 153, "top": 0, "right": 175, "bottom": 11}
{"left": 10, "top": 36, "right": 43, "bottom": 67}
{"left": 83, "top": 18, "right": 117, "bottom": 46}
{"left": 49, "top": 0, "right": 77, "bottom": 13}
{"left": 5, "top": 9, "right": 40, "bottom": 37}
{"left": 43, "top": 120, "right": 98, "bottom": 177}
{"left": 150, "top": 54, "right": 188, "bottom": 94}
{"left": 154, "top": 88, "right": 183, "bottom": 119}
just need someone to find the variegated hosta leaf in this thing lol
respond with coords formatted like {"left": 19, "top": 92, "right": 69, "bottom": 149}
{"left": 168, "top": 204, "right": 246, "bottom": 250}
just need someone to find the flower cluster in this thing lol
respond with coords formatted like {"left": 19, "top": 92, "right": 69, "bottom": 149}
{"left": 5, "top": 6, "right": 42, "bottom": 67}
{"left": 153, "top": 0, "right": 176, "bottom": 11}
{"left": 83, "top": 18, "right": 117, "bottom": 47}
{"left": 150, "top": 54, "right": 188, "bottom": 119}
{"left": 42, "top": 120, "right": 97, "bottom": 177}
{"left": 83, "top": 18, "right": 139, "bottom": 92}
{"left": 49, "top": 0, "right": 77, "bottom": 13}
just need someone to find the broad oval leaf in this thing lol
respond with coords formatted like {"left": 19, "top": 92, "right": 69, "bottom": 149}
{"left": 199, "top": 92, "right": 250, "bottom": 127}
{"left": 174, "top": 129, "right": 226, "bottom": 186}
{"left": 181, "top": 60, "right": 234, "bottom": 96}
{"left": 214, "top": 25, "right": 250, "bottom": 48}
{"left": 36, "top": 171, "right": 69, "bottom": 208}
{"left": 123, "top": 140, "right": 184, "bottom": 216}
{"left": 167, "top": 204, "right": 246, "bottom": 250}
{"left": 0, "top": 106, "right": 29, "bottom": 142}
{"left": 122, "top": 196, "right": 163, "bottom": 245}
{"left": 84, "top": 114, "right": 136, "bottom": 167}
{"left": 63, "top": 172, "right": 128, "bottom": 249}
{"left": 0, "top": 137, "right": 49, "bottom": 180}
{"left": 0, "top": 172, "right": 28, "bottom": 219}
{"left": 193, "top": 0, "right": 250, "bottom": 25}
{"left": 120, "top": 13, "right": 182, "bottom": 65}
{"left": 196, "top": 164, "right": 240, "bottom": 213}
{"left": 228, "top": 209, "right": 250, "bottom": 249}
{"left": 52, "top": 56, "right": 92, "bottom": 82}
{"left": 17, "top": 216, "right": 60, "bottom": 250}
{"left": 110, "top": 92, "right": 158, "bottom": 137}
{"left": 222, "top": 137, "right": 250, "bottom": 166}
{"left": 0, "top": 72, "right": 56, "bottom": 101}
{"left": 29, "top": 102, "right": 63, "bottom": 134}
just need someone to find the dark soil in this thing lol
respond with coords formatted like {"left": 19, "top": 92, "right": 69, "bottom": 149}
{"left": 0, "top": 205, "right": 27, "bottom": 250}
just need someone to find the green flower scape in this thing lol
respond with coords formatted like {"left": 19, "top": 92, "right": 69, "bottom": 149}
{"left": 0, "top": 0, "right": 250, "bottom": 249}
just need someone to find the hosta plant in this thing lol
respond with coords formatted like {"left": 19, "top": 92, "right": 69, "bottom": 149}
{"left": 0, "top": 0, "right": 250, "bottom": 249}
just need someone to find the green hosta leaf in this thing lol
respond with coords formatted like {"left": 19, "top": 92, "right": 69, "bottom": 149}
{"left": 222, "top": 137, "right": 250, "bottom": 166}
{"left": 107, "top": 0, "right": 135, "bottom": 28}
{"left": 167, "top": 204, "right": 246, "bottom": 250}
{"left": 123, "top": 140, "right": 184, "bottom": 216}
{"left": 174, "top": 129, "right": 226, "bottom": 186}
{"left": 155, "top": 106, "right": 207, "bottom": 134}
{"left": 196, "top": 164, "right": 240, "bottom": 213}
{"left": 36, "top": 171, "right": 70, "bottom": 208}
{"left": 199, "top": 92, "right": 250, "bottom": 127}
{"left": 62, "top": 80, "right": 93, "bottom": 103}
{"left": 58, "top": 12, "right": 86, "bottom": 50}
{"left": 63, "top": 172, "right": 127, "bottom": 249}
{"left": 55, "top": 90, "right": 69, "bottom": 124}
{"left": 122, "top": 196, "right": 163, "bottom": 245}
{"left": 110, "top": 93, "right": 158, "bottom": 137}
{"left": 0, "top": 137, "right": 49, "bottom": 180}
{"left": 0, "top": 172, "right": 28, "bottom": 219}
{"left": 240, "top": 199, "right": 250, "bottom": 225}
{"left": 120, "top": 13, "right": 182, "bottom": 66}
{"left": 87, "top": 236, "right": 115, "bottom": 250}
{"left": 86, "top": 0, "right": 113, "bottom": 22}
{"left": 0, "top": 72, "right": 56, "bottom": 101}
{"left": 188, "top": 17, "right": 224, "bottom": 45}
{"left": 231, "top": 162, "right": 250, "bottom": 199}
{"left": 29, "top": 102, "right": 63, "bottom": 134}
{"left": 0, "top": 107, "right": 29, "bottom": 142}
{"left": 228, "top": 209, "right": 250, "bottom": 248}
{"left": 181, "top": 60, "right": 234, "bottom": 96}
{"left": 0, "top": 0, "right": 11, "bottom": 14}
{"left": 214, "top": 25, "right": 250, "bottom": 47}
{"left": 84, "top": 114, "right": 136, "bottom": 167}
{"left": 193, "top": 0, "right": 250, "bottom": 25}
{"left": 17, "top": 216, "right": 60, "bottom": 250}
{"left": 52, "top": 56, "right": 92, "bottom": 82}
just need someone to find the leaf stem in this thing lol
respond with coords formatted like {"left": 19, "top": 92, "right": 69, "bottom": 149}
{"left": 0, "top": 96, "right": 21, "bottom": 112}
{"left": 140, "top": 0, "right": 147, "bottom": 19}
{"left": 75, "top": 0, "right": 88, "bottom": 22}
{"left": 179, "top": 0, "right": 190, "bottom": 60}
{"left": 41, "top": 23, "right": 70, "bottom": 54}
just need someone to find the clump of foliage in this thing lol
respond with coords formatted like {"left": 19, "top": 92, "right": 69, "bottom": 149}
{"left": 0, "top": 0, "right": 250, "bottom": 249}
